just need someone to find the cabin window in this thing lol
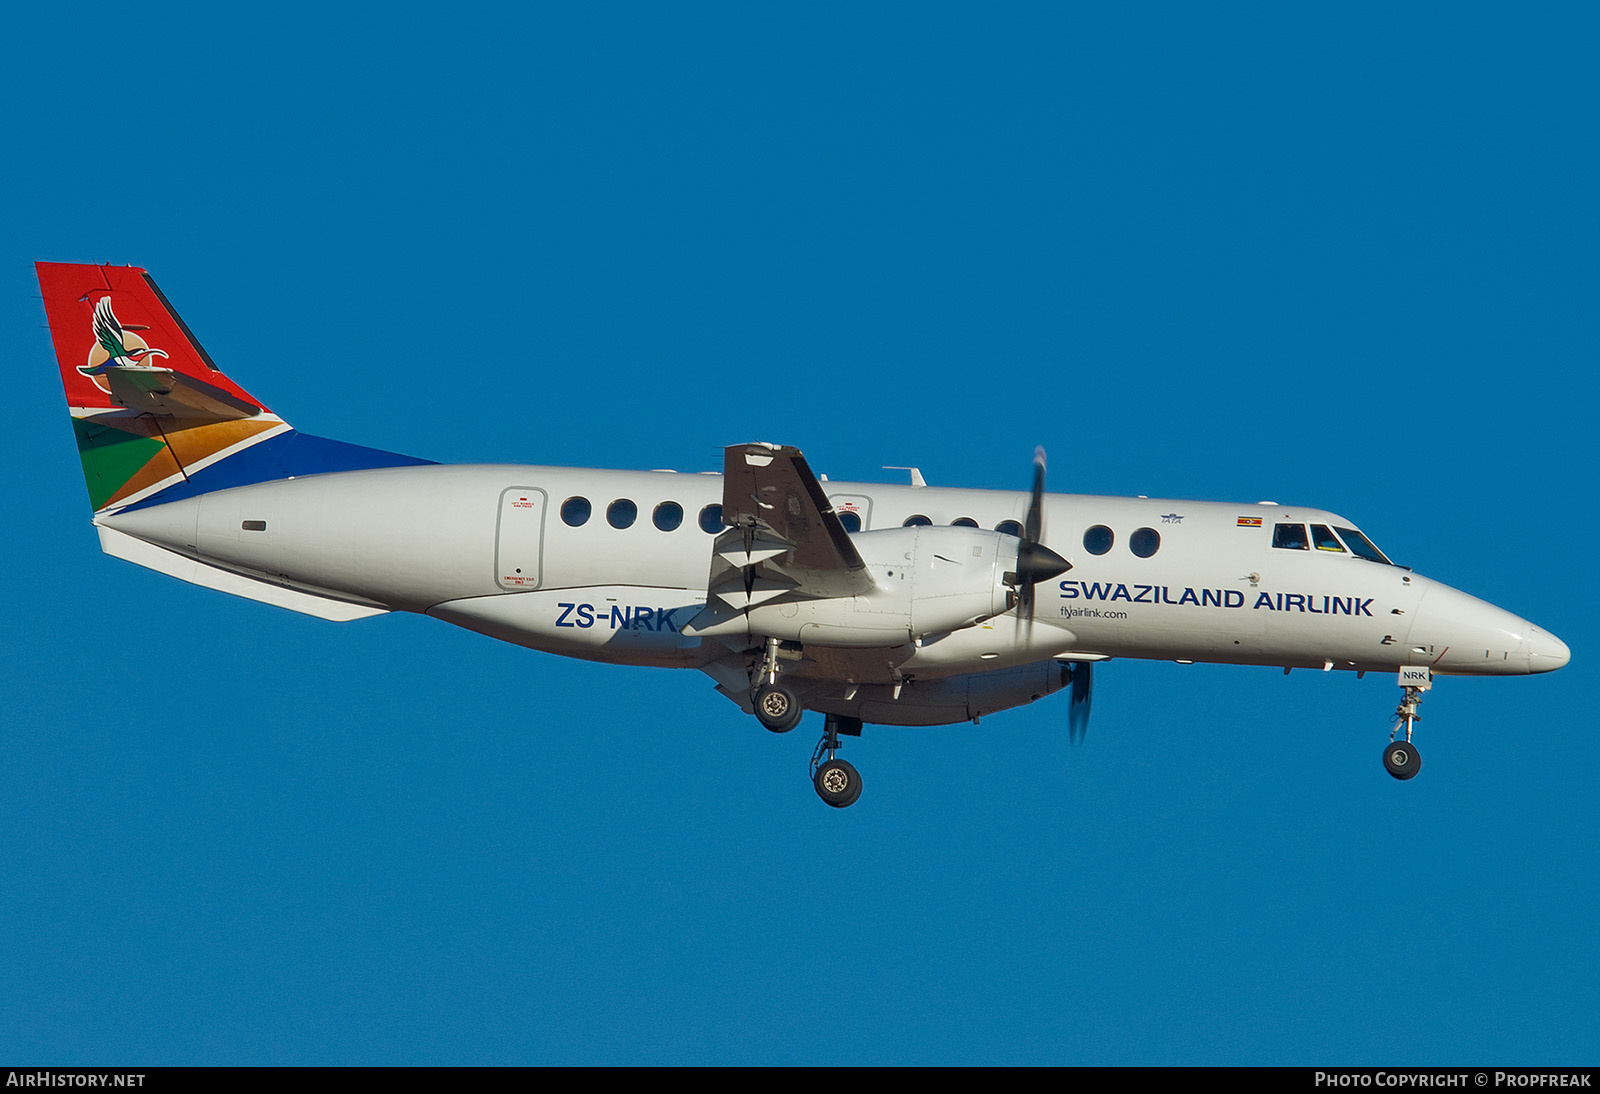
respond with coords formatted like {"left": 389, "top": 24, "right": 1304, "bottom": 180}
{"left": 1334, "top": 526, "right": 1392, "bottom": 565}
{"left": 653, "top": 501, "right": 684, "bottom": 532}
{"left": 1311, "top": 524, "right": 1346, "bottom": 553}
{"left": 1083, "top": 525, "right": 1114, "bottom": 555}
{"left": 838, "top": 511, "right": 862, "bottom": 533}
{"left": 951, "top": 517, "right": 979, "bottom": 528}
{"left": 561, "top": 497, "right": 592, "bottom": 527}
{"left": 1130, "top": 527, "right": 1160, "bottom": 558}
{"left": 699, "top": 504, "right": 725, "bottom": 534}
{"left": 995, "top": 520, "right": 1023, "bottom": 537}
{"left": 903, "top": 515, "right": 932, "bottom": 527}
{"left": 1272, "top": 523, "right": 1309, "bottom": 550}
{"left": 607, "top": 499, "right": 637, "bottom": 529}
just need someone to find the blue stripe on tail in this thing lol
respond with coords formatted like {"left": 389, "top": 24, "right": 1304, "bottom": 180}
{"left": 118, "top": 430, "right": 435, "bottom": 512}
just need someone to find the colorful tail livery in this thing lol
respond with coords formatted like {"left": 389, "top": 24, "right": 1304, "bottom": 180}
{"left": 38, "top": 262, "right": 430, "bottom": 514}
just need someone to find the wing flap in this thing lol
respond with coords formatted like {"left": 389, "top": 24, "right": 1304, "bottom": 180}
{"left": 717, "top": 442, "right": 872, "bottom": 598}
{"left": 710, "top": 574, "right": 800, "bottom": 610}
{"left": 681, "top": 443, "right": 874, "bottom": 640}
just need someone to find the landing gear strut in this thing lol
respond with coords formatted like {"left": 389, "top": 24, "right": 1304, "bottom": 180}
{"left": 811, "top": 714, "right": 863, "bottom": 808}
{"left": 1384, "top": 684, "right": 1425, "bottom": 781}
{"left": 750, "top": 637, "right": 802, "bottom": 733}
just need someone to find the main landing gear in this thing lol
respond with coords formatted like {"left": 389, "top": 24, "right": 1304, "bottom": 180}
{"left": 747, "top": 638, "right": 865, "bottom": 807}
{"left": 811, "top": 714, "right": 863, "bottom": 809}
{"left": 1384, "top": 684, "right": 1425, "bottom": 781}
{"left": 752, "top": 688, "right": 865, "bottom": 808}
{"left": 751, "top": 637, "right": 803, "bottom": 733}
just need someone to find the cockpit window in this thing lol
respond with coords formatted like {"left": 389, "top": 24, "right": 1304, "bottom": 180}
{"left": 1310, "top": 524, "right": 1345, "bottom": 553}
{"left": 1334, "top": 526, "right": 1392, "bottom": 565}
{"left": 1272, "top": 523, "right": 1309, "bottom": 550}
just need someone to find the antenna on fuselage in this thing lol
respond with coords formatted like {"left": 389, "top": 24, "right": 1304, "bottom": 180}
{"left": 883, "top": 466, "right": 927, "bottom": 488}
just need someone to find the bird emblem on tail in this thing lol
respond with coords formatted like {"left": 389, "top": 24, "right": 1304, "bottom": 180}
{"left": 79, "top": 297, "right": 169, "bottom": 395}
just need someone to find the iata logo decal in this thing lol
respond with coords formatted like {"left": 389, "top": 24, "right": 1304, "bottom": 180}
{"left": 80, "top": 298, "right": 168, "bottom": 395}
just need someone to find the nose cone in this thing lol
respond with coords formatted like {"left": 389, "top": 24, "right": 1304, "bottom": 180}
{"left": 1528, "top": 625, "right": 1571, "bottom": 673}
{"left": 1409, "top": 581, "right": 1570, "bottom": 676}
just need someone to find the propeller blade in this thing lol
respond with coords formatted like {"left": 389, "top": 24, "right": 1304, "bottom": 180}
{"left": 1016, "top": 576, "right": 1033, "bottom": 626}
{"left": 1024, "top": 446, "right": 1046, "bottom": 545}
{"left": 1068, "top": 660, "right": 1093, "bottom": 744}
{"left": 1007, "top": 445, "right": 1070, "bottom": 640}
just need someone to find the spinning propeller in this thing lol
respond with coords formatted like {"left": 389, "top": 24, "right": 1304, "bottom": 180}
{"left": 1003, "top": 448, "right": 1094, "bottom": 743}
{"left": 1067, "top": 660, "right": 1093, "bottom": 744}
{"left": 1005, "top": 447, "right": 1071, "bottom": 633}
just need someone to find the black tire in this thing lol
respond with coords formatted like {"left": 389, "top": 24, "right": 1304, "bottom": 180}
{"left": 753, "top": 683, "right": 802, "bottom": 733}
{"left": 1383, "top": 740, "right": 1422, "bottom": 781}
{"left": 814, "top": 758, "right": 863, "bottom": 808}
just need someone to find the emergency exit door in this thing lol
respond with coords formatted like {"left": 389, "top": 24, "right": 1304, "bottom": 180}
{"left": 495, "top": 487, "right": 547, "bottom": 590}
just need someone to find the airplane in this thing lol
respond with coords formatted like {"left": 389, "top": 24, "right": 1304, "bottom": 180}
{"left": 37, "top": 261, "right": 1571, "bottom": 807}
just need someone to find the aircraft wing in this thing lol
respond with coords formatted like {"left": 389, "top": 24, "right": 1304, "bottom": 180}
{"left": 681, "top": 443, "right": 874, "bottom": 639}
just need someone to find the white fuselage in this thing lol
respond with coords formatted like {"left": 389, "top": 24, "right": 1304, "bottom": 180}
{"left": 97, "top": 463, "right": 1568, "bottom": 696}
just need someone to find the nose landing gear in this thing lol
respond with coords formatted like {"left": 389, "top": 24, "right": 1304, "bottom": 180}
{"left": 1384, "top": 738, "right": 1422, "bottom": 779}
{"left": 1384, "top": 680, "right": 1427, "bottom": 781}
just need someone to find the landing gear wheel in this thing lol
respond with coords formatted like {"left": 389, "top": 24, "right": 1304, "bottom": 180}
{"left": 753, "top": 683, "right": 802, "bottom": 733}
{"left": 1383, "top": 740, "right": 1422, "bottom": 781}
{"left": 814, "top": 758, "right": 863, "bottom": 808}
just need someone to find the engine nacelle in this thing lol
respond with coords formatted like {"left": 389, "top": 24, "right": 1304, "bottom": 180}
{"left": 723, "top": 526, "right": 1020, "bottom": 648}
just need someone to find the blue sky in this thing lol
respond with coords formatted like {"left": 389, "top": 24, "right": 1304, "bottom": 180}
{"left": 3, "top": 2, "right": 1595, "bottom": 1064}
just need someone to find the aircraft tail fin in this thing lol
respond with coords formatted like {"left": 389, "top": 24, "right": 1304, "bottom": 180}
{"left": 38, "top": 262, "right": 429, "bottom": 513}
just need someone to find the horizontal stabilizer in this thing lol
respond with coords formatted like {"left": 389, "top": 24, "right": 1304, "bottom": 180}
{"left": 102, "top": 364, "right": 261, "bottom": 420}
